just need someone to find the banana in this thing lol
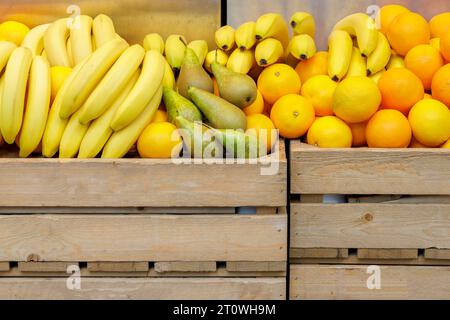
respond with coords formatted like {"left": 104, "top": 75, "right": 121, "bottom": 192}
{"left": 287, "top": 34, "right": 317, "bottom": 60}
{"left": 0, "top": 75, "right": 5, "bottom": 146}
{"left": 21, "top": 24, "right": 50, "bottom": 57}
{"left": 255, "top": 38, "right": 284, "bottom": 67}
{"left": 255, "top": 13, "right": 289, "bottom": 48}
{"left": 59, "top": 37, "right": 129, "bottom": 119}
{"left": 290, "top": 12, "right": 315, "bottom": 37}
{"left": 369, "top": 70, "right": 385, "bottom": 84}
{"left": 387, "top": 52, "right": 405, "bottom": 70}
{"left": 59, "top": 107, "right": 89, "bottom": 158}
{"left": 0, "top": 47, "right": 32, "bottom": 144}
{"left": 19, "top": 56, "right": 51, "bottom": 158}
{"left": 227, "top": 48, "right": 255, "bottom": 74}
{"left": 143, "top": 33, "right": 165, "bottom": 54}
{"left": 235, "top": 21, "right": 256, "bottom": 51}
{"left": 328, "top": 30, "right": 353, "bottom": 81}
{"left": 366, "top": 32, "right": 391, "bottom": 76}
{"left": 92, "top": 14, "right": 116, "bottom": 48}
{"left": 165, "top": 34, "right": 187, "bottom": 73}
{"left": 204, "top": 49, "right": 228, "bottom": 73}
{"left": 0, "top": 41, "right": 16, "bottom": 72}
{"left": 162, "top": 59, "right": 176, "bottom": 89}
{"left": 102, "top": 85, "right": 163, "bottom": 158}
{"left": 187, "top": 40, "right": 208, "bottom": 65}
{"left": 111, "top": 50, "right": 165, "bottom": 131}
{"left": 69, "top": 15, "right": 93, "bottom": 65}
{"left": 215, "top": 25, "right": 235, "bottom": 51}
{"left": 78, "top": 44, "right": 145, "bottom": 124}
{"left": 346, "top": 47, "right": 367, "bottom": 78}
{"left": 44, "top": 18, "right": 71, "bottom": 67}
{"left": 79, "top": 71, "right": 140, "bottom": 158}
{"left": 66, "top": 37, "right": 74, "bottom": 66}
{"left": 333, "top": 13, "right": 378, "bottom": 57}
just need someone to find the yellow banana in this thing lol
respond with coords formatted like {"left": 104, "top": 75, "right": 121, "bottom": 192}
{"left": 333, "top": 13, "right": 378, "bottom": 57}
{"left": 79, "top": 71, "right": 140, "bottom": 158}
{"left": 165, "top": 34, "right": 187, "bottom": 73}
{"left": 59, "top": 107, "right": 89, "bottom": 158}
{"left": 66, "top": 37, "right": 74, "bottom": 66}
{"left": 69, "top": 15, "right": 93, "bottom": 65}
{"left": 0, "top": 41, "right": 16, "bottom": 72}
{"left": 227, "top": 48, "right": 255, "bottom": 74}
{"left": 162, "top": 59, "right": 176, "bottom": 89}
{"left": 204, "top": 49, "right": 228, "bottom": 73}
{"left": 92, "top": 14, "right": 116, "bottom": 48}
{"left": 111, "top": 50, "right": 165, "bottom": 131}
{"left": 102, "top": 85, "right": 163, "bottom": 158}
{"left": 19, "top": 56, "right": 51, "bottom": 158}
{"left": 346, "top": 47, "right": 367, "bottom": 78}
{"left": 59, "top": 37, "right": 129, "bottom": 119}
{"left": 255, "top": 13, "right": 289, "bottom": 48}
{"left": 78, "top": 44, "right": 145, "bottom": 124}
{"left": 44, "top": 18, "right": 71, "bottom": 67}
{"left": 367, "top": 32, "right": 391, "bottom": 76}
{"left": 0, "top": 75, "right": 5, "bottom": 145}
{"left": 369, "top": 70, "right": 385, "bottom": 84}
{"left": 21, "top": 24, "right": 50, "bottom": 57}
{"left": 290, "top": 12, "right": 315, "bottom": 37}
{"left": 187, "top": 40, "right": 208, "bottom": 65}
{"left": 287, "top": 34, "right": 317, "bottom": 60}
{"left": 215, "top": 25, "right": 235, "bottom": 51}
{"left": 387, "top": 53, "right": 405, "bottom": 70}
{"left": 328, "top": 30, "right": 353, "bottom": 81}
{"left": 143, "top": 33, "right": 165, "bottom": 54}
{"left": 0, "top": 47, "right": 32, "bottom": 144}
{"left": 255, "top": 38, "right": 284, "bottom": 67}
{"left": 235, "top": 21, "right": 256, "bottom": 51}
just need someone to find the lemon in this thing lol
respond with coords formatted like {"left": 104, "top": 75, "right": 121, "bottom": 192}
{"left": 0, "top": 21, "right": 30, "bottom": 45}
{"left": 301, "top": 75, "right": 337, "bottom": 117}
{"left": 50, "top": 66, "right": 73, "bottom": 101}
{"left": 307, "top": 116, "right": 352, "bottom": 148}
{"left": 137, "top": 122, "right": 182, "bottom": 158}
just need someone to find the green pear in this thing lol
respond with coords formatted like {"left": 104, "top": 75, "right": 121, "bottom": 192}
{"left": 188, "top": 87, "right": 247, "bottom": 130}
{"left": 162, "top": 87, "right": 202, "bottom": 123}
{"left": 211, "top": 62, "right": 257, "bottom": 109}
{"left": 177, "top": 47, "right": 213, "bottom": 99}
{"left": 214, "top": 129, "right": 259, "bottom": 159}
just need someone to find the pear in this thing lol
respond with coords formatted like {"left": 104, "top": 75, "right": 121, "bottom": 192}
{"left": 211, "top": 62, "right": 257, "bottom": 108}
{"left": 214, "top": 129, "right": 259, "bottom": 159}
{"left": 163, "top": 87, "right": 202, "bottom": 123}
{"left": 177, "top": 47, "right": 213, "bottom": 99}
{"left": 188, "top": 87, "right": 247, "bottom": 130}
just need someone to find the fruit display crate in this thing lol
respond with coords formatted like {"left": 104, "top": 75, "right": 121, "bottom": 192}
{"left": 0, "top": 141, "right": 287, "bottom": 300}
{"left": 289, "top": 140, "right": 450, "bottom": 299}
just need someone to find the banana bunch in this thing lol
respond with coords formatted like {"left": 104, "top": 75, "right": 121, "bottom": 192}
{"left": 188, "top": 40, "right": 208, "bottom": 65}
{"left": 227, "top": 48, "right": 255, "bottom": 74}
{"left": 255, "top": 13, "right": 289, "bottom": 48}
{"left": 235, "top": 21, "right": 256, "bottom": 51}
{"left": 165, "top": 35, "right": 187, "bottom": 73}
{"left": 346, "top": 47, "right": 367, "bottom": 78}
{"left": 285, "top": 34, "right": 317, "bottom": 65}
{"left": 255, "top": 38, "right": 284, "bottom": 67}
{"left": 215, "top": 25, "right": 235, "bottom": 52}
{"left": 290, "top": 12, "right": 315, "bottom": 37}
{"left": 328, "top": 30, "right": 353, "bottom": 81}
{"left": 204, "top": 49, "right": 228, "bottom": 73}
{"left": 366, "top": 32, "right": 391, "bottom": 76}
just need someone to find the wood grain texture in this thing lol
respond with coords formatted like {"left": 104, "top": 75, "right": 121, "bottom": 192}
{"left": 291, "top": 202, "right": 450, "bottom": 249}
{"left": 425, "top": 249, "right": 450, "bottom": 260}
{"left": 357, "top": 249, "right": 418, "bottom": 260}
{"left": 290, "top": 248, "right": 348, "bottom": 259}
{"left": 0, "top": 214, "right": 287, "bottom": 262}
{"left": 290, "top": 265, "right": 450, "bottom": 300}
{"left": 291, "top": 256, "right": 450, "bottom": 266}
{"left": 87, "top": 262, "right": 149, "bottom": 272}
{"left": 0, "top": 207, "right": 236, "bottom": 214}
{"left": 0, "top": 277, "right": 286, "bottom": 300}
{"left": 18, "top": 262, "right": 77, "bottom": 272}
{"left": 226, "top": 261, "right": 286, "bottom": 272}
{"left": 290, "top": 141, "right": 450, "bottom": 195}
{"left": 0, "top": 263, "right": 9, "bottom": 272}
{"left": 155, "top": 262, "right": 217, "bottom": 273}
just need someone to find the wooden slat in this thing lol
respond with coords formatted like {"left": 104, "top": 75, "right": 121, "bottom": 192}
{"left": 425, "top": 249, "right": 450, "bottom": 260}
{"left": 0, "top": 214, "right": 287, "bottom": 262}
{"left": 290, "top": 140, "right": 450, "bottom": 195}
{"left": 155, "top": 262, "right": 216, "bottom": 273}
{"left": 290, "top": 265, "right": 450, "bottom": 300}
{"left": 256, "top": 207, "right": 277, "bottom": 215}
{"left": 0, "top": 277, "right": 286, "bottom": 300}
{"left": 348, "top": 195, "right": 403, "bottom": 203}
{"left": 0, "top": 263, "right": 9, "bottom": 272}
{"left": 226, "top": 261, "right": 286, "bottom": 272}
{"left": 290, "top": 248, "right": 349, "bottom": 259}
{"left": 357, "top": 249, "right": 418, "bottom": 260}
{"left": 291, "top": 202, "right": 450, "bottom": 249}
{"left": 292, "top": 256, "right": 450, "bottom": 266}
{"left": 299, "top": 195, "right": 324, "bottom": 203}
{"left": 18, "top": 262, "right": 77, "bottom": 272}
{"left": 87, "top": 262, "right": 149, "bottom": 272}
{"left": 0, "top": 207, "right": 236, "bottom": 214}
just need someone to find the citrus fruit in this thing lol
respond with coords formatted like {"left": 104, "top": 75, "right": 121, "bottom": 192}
{"left": 424, "top": 93, "right": 433, "bottom": 99}
{"left": 378, "top": 68, "right": 424, "bottom": 114}
{"left": 295, "top": 51, "right": 328, "bottom": 84}
{"left": 348, "top": 121, "right": 367, "bottom": 147}
{"left": 243, "top": 89, "right": 264, "bottom": 115}
{"left": 301, "top": 75, "right": 337, "bottom": 116}
{"left": 379, "top": 4, "right": 410, "bottom": 35}
{"left": 408, "top": 99, "right": 450, "bottom": 147}
{"left": 442, "top": 139, "right": 450, "bottom": 148}
{"left": 151, "top": 109, "right": 168, "bottom": 123}
{"left": 429, "top": 12, "right": 450, "bottom": 39}
{"left": 404, "top": 44, "right": 444, "bottom": 89}
{"left": 306, "top": 116, "right": 352, "bottom": 148}
{"left": 50, "top": 66, "right": 72, "bottom": 101}
{"left": 263, "top": 101, "right": 272, "bottom": 117}
{"left": 409, "top": 137, "right": 429, "bottom": 148}
{"left": 440, "top": 32, "right": 450, "bottom": 62}
{"left": 386, "top": 54, "right": 405, "bottom": 70}
{"left": 270, "top": 94, "right": 315, "bottom": 139}
{"left": 333, "top": 76, "right": 381, "bottom": 123}
{"left": 245, "top": 114, "right": 276, "bottom": 152}
{"left": 431, "top": 63, "right": 450, "bottom": 107}
{"left": 366, "top": 109, "right": 412, "bottom": 148}
{"left": 387, "top": 12, "right": 430, "bottom": 56}
{"left": 137, "top": 122, "right": 182, "bottom": 158}
{"left": 0, "top": 21, "right": 30, "bottom": 45}
{"left": 258, "top": 64, "right": 301, "bottom": 105}
{"left": 430, "top": 38, "right": 441, "bottom": 52}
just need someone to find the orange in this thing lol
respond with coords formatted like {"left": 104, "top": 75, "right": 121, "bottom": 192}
{"left": 408, "top": 99, "right": 450, "bottom": 147}
{"left": 270, "top": 94, "right": 315, "bottom": 139}
{"left": 441, "top": 32, "right": 450, "bottom": 62}
{"left": 442, "top": 139, "right": 450, "bottom": 149}
{"left": 430, "top": 38, "right": 441, "bottom": 52}
{"left": 429, "top": 12, "right": 450, "bottom": 39}
{"left": 295, "top": 51, "right": 328, "bottom": 84}
{"left": 424, "top": 93, "right": 433, "bottom": 99}
{"left": 378, "top": 68, "right": 424, "bottom": 114}
{"left": 151, "top": 109, "right": 168, "bottom": 123}
{"left": 301, "top": 75, "right": 337, "bottom": 116}
{"left": 137, "top": 122, "right": 182, "bottom": 158}
{"left": 379, "top": 4, "right": 410, "bottom": 35}
{"left": 348, "top": 122, "right": 367, "bottom": 147}
{"left": 263, "top": 101, "right": 272, "bottom": 117}
{"left": 258, "top": 64, "right": 301, "bottom": 105}
{"left": 366, "top": 109, "right": 412, "bottom": 148}
{"left": 404, "top": 44, "right": 444, "bottom": 90}
{"left": 50, "top": 66, "right": 72, "bottom": 101}
{"left": 245, "top": 114, "right": 277, "bottom": 152}
{"left": 387, "top": 12, "right": 430, "bottom": 56}
{"left": 306, "top": 116, "right": 352, "bottom": 148}
{"left": 431, "top": 63, "right": 450, "bottom": 107}
{"left": 243, "top": 90, "right": 265, "bottom": 115}
{"left": 409, "top": 137, "right": 429, "bottom": 148}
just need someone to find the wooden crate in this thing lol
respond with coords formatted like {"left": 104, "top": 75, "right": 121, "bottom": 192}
{"left": 0, "top": 142, "right": 287, "bottom": 300}
{"left": 289, "top": 140, "right": 450, "bottom": 300}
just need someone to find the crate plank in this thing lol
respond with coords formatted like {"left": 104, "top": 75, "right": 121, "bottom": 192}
{"left": 0, "top": 263, "right": 9, "bottom": 272}
{"left": 0, "top": 277, "right": 286, "bottom": 300}
{"left": 18, "top": 262, "right": 77, "bottom": 272}
{"left": 290, "top": 265, "right": 450, "bottom": 300}
{"left": 290, "top": 140, "right": 450, "bottom": 195}
{"left": 226, "top": 262, "right": 286, "bottom": 272}
{"left": 290, "top": 248, "right": 349, "bottom": 259}
{"left": 0, "top": 214, "right": 286, "bottom": 262}
{"left": 425, "top": 249, "right": 450, "bottom": 260}
{"left": 87, "top": 262, "right": 149, "bottom": 272}
{"left": 291, "top": 203, "right": 450, "bottom": 249}
{"left": 291, "top": 256, "right": 450, "bottom": 266}
{"left": 357, "top": 249, "right": 418, "bottom": 260}
{"left": 155, "top": 262, "right": 217, "bottom": 273}
{"left": 0, "top": 207, "right": 236, "bottom": 214}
